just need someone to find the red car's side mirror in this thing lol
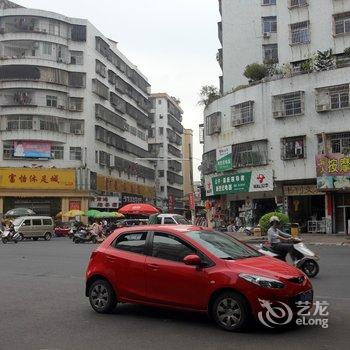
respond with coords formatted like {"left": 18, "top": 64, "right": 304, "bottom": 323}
{"left": 183, "top": 254, "right": 202, "bottom": 266}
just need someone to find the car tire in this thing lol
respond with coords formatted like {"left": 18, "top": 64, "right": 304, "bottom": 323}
{"left": 301, "top": 260, "right": 319, "bottom": 278}
{"left": 212, "top": 291, "right": 249, "bottom": 332}
{"left": 2, "top": 237, "right": 8, "bottom": 244}
{"left": 92, "top": 237, "right": 97, "bottom": 244}
{"left": 44, "top": 232, "right": 52, "bottom": 241}
{"left": 33, "top": 237, "right": 39, "bottom": 241}
{"left": 18, "top": 233, "right": 24, "bottom": 241}
{"left": 88, "top": 279, "right": 117, "bottom": 314}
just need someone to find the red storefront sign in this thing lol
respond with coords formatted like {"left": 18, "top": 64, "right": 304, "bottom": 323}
{"left": 188, "top": 193, "right": 195, "bottom": 211}
{"left": 69, "top": 201, "right": 81, "bottom": 211}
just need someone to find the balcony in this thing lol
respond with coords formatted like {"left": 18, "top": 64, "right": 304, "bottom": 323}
{"left": 167, "top": 128, "right": 182, "bottom": 146}
{"left": 167, "top": 171, "right": 183, "bottom": 185}
{"left": 1, "top": 90, "right": 37, "bottom": 108}
{"left": 168, "top": 159, "right": 182, "bottom": 173}
{"left": 167, "top": 186, "right": 183, "bottom": 199}
{"left": 168, "top": 144, "right": 182, "bottom": 158}
{"left": 167, "top": 114, "right": 183, "bottom": 134}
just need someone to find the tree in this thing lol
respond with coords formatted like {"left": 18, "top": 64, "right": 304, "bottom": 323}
{"left": 244, "top": 63, "right": 268, "bottom": 82}
{"left": 198, "top": 85, "right": 220, "bottom": 107}
{"left": 314, "top": 49, "right": 335, "bottom": 71}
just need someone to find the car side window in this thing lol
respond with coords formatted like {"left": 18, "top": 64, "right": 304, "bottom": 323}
{"left": 156, "top": 217, "right": 162, "bottom": 224}
{"left": 163, "top": 218, "right": 176, "bottom": 224}
{"left": 43, "top": 219, "right": 52, "bottom": 225}
{"left": 114, "top": 232, "right": 148, "bottom": 255}
{"left": 152, "top": 232, "right": 195, "bottom": 262}
{"left": 32, "top": 219, "right": 42, "bottom": 226}
{"left": 23, "top": 220, "right": 31, "bottom": 226}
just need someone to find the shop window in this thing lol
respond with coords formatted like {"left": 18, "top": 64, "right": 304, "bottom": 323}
{"left": 51, "top": 145, "right": 64, "bottom": 160}
{"left": 281, "top": 136, "right": 306, "bottom": 160}
{"left": 232, "top": 141, "right": 268, "bottom": 168}
{"left": 69, "top": 147, "right": 82, "bottom": 161}
{"left": 46, "top": 95, "right": 57, "bottom": 107}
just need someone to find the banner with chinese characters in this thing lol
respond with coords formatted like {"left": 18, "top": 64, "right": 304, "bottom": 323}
{"left": 216, "top": 146, "right": 232, "bottom": 172}
{"left": 316, "top": 154, "right": 350, "bottom": 176}
{"left": 0, "top": 168, "right": 75, "bottom": 190}
{"left": 284, "top": 185, "right": 323, "bottom": 196}
{"left": 205, "top": 170, "right": 273, "bottom": 196}
{"left": 90, "top": 196, "right": 121, "bottom": 209}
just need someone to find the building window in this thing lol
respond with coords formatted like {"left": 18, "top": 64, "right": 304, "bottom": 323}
{"left": 42, "top": 42, "right": 52, "bottom": 55}
{"left": 334, "top": 12, "right": 350, "bottom": 36}
{"left": 46, "top": 95, "right": 58, "bottom": 108}
{"left": 51, "top": 145, "right": 64, "bottom": 160}
{"left": 70, "top": 51, "right": 84, "bottom": 65}
{"left": 316, "top": 84, "right": 349, "bottom": 112}
{"left": 3, "top": 142, "right": 14, "bottom": 159}
{"left": 92, "top": 79, "right": 109, "bottom": 100}
{"left": 281, "top": 136, "right": 306, "bottom": 160}
{"left": 232, "top": 141, "right": 268, "bottom": 168}
{"left": 160, "top": 186, "right": 164, "bottom": 192}
{"left": 158, "top": 170, "right": 164, "bottom": 177}
{"left": 330, "top": 133, "right": 350, "bottom": 155}
{"left": 159, "top": 127, "right": 164, "bottom": 136}
{"left": 262, "top": 0, "right": 276, "bottom": 5}
{"left": 158, "top": 99, "right": 162, "bottom": 105}
{"left": 290, "top": 21, "right": 310, "bottom": 45}
{"left": 262, "top": 16, "right": 277, "bottom": 34}
{"left": 289, "top": 0, "right": 307, "bottom": 8}
{"left": 7, "top": 116, "right": 33, "bottom": 130}
{"left": 206, "top": 112, "right": 221, "bottom": 135}
{"left": 70, "top": 121, "right": 84, "bottom": 135}
{"left": 148, "top": 128, "right": 155, "bottom": 138}
{"left": 231, "top": 101, "right": 254, "bottom": 126}
{"left": 130, "top": 126, "right": 137, "bottom": 136}
{"left": 40, "top": 116, "right": 59, "bottom": 132}
{"left": 263, "top": 44, "right": 278, "bottom": 63}
{"left": 69, "top": 147, "right": 82, "bottom": 161}
{"left": 202, "top": 150, "right": 216, "bottom": 175}
{"left": 96, "top": 59, "right": 106, "bottom": 78}
{"left": 273, "top": 91, "right": 305, "bottom": 118}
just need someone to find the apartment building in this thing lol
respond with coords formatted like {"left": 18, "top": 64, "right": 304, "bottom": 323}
{"left": 203, "top": 0, "right": 350, "bottom": 233}
{"left": 0, "top": 0, "right": 155, "bottom": 217}
{"left": 149, "top": 93, "right": 184, "bottom": 212}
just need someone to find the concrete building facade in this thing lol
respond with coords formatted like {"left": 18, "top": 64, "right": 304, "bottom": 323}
{"left": 149, "top": 93, "right": 184, "bottom": 212}
{"left": 0, "top": 0, "right": 155, "bottom": 217}
{"left": 203, "top": 0, "right": 350, "bottom": 233}
{"left": 182, "top": 128, "right": 194, "bottom": 197}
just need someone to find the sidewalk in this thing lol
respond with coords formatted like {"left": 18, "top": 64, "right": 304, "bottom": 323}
{"left": 232, "top": 231, "right": 350, "bottom": 246}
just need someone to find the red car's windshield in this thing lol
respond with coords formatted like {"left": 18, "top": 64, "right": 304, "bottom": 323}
{"left": 186, "top": 231, "right": 261, "bottom": 260}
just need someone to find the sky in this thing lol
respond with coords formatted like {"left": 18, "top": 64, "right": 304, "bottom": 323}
{"left": 15, "top": 0, "right": 221, "bottom": 181}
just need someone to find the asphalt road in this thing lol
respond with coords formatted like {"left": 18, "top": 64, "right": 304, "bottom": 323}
{"left": 0, "top": 238, "right": 349, "bottom": 350}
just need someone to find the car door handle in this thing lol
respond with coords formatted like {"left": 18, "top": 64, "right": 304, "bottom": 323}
{"left": 106, "top": 256, "right": 116, "bottom": 262}
{"left": 147, "top": 263, "right": 159, "bottom": 271}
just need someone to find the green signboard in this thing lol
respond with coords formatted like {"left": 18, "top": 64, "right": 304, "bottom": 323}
{"left": 216, "top": 146, "right": 232, "bottom": 172}
{"left": 212, "top": 172, "right": 252, "bottom": 195}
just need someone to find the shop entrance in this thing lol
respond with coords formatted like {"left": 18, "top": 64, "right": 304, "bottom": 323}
{"left": 335, "top": 193, "right": 350, "bottom": 234}
{"left": 288, "top": 195, "right": 325, "bottom": 232}
{"left": 4, "top": 197, "right": 61, "bottom": 217}
{"left": 253, "top": 198, "right": 276, "bottom": 225}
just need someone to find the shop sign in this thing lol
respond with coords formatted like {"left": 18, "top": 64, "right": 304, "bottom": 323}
{"left": 121, "top": 193, "right": 143, "bottom": 205}
{"left": 284, "top": 185, "right": 323, "bottom": 196}
{"left": 188, "top": 193, "right": 195, "bottom": 211}
{"left": 90, "top": 196, "right": 121, "bottom": 209}
{"left": 0, "top": 168, "right": 75, "bottom": 190}
{"left": 216, "top": 146, "right": 232, "bottom": 172}
{"left": 14, "top": 141, "right": 51, "bottom": 158}
{"left": 316, "top": 154, "right": 350, "bottom": 176}
{"left": 69, "top": 201, "right": 81, "bottom": 211}
{"left": 317, "top": 176, "right": 350, "bottom": 190}
{"left": 205, "top": 170, "right": 273, "bottom": 196}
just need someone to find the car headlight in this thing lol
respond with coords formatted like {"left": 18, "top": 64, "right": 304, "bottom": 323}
{"left": 239, "top": 273, "right": 285, "bottom": 289}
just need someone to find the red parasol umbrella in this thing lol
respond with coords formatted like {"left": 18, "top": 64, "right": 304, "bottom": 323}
{"left": 118, "top": 203, "right": 159, "bottom": 215}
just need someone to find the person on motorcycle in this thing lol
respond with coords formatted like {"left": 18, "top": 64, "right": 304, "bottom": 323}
{"left": 267, "top": 216, "right": 293, "bottom": 260}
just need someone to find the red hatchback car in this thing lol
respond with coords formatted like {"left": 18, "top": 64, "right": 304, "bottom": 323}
{"left": 85, "top": 225, "right": 313, "bottom": 331}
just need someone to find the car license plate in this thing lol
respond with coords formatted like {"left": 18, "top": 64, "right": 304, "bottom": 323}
{"left": 300, "top": 290, "right": 313, "bottom": 302}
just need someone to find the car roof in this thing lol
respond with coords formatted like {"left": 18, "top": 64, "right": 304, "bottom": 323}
{"left": 15, "top": 216, "right": 52, "bottom": 220}
{"left": 115, "top": 225, "right": 206, "bottom": 234}
{"left": 157, "top": 214, "right": 180, "bottom": 218}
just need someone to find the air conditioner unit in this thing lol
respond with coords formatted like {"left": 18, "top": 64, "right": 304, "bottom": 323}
{"left": 263, "top": 32, "right": 271, "bottom": 38}
{"left": 69, "top": 105, "right": 77, "bottom": 111}
{"left": 295, "top": 148, "right": 303, "bottom": 156}
{"left": 273, "top": 111, "right": 284, "bottom": 118}
{"left": 317, "top": 104, "right": 330, "bottom": 112}
{"left": 58, "top": 105, "right": 65, "bottom": 110}
{"left": 74, "top": 130, "right": 83, "bottom": 135}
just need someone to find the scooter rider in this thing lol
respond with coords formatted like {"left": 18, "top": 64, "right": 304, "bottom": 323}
{"left": 267, "top": 216, "right": 294, "bottom": 260}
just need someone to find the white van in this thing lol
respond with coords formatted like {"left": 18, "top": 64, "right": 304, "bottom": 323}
{"left": 156, "top": 214, "right": 190, "bottom": 225}
{"left": 12, "top": 216, "right": 54, "bottom": 241}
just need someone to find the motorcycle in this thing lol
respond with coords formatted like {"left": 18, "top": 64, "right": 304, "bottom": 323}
{"left": 258, "top": 238, "right": 320, "bottom": 278}
{"left": 73, "top": 228, "right": 97, "bottom": 244}
{"left": 1, "top": 227, "right": 21, "bottom": 244}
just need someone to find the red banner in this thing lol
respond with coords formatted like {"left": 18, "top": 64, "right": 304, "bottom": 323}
{"left": 69, "top": 201, "right": 81, "bottom": 211}
{"left": 188, "top": 193, "right": 195, "bottom": 211}
{"left": 168, "top": 195, "right": 175, "bottom": 213}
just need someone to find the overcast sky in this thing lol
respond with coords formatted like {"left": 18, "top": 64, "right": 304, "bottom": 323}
{"left": 15, "top": 0, "right": 221, "bottom": 180}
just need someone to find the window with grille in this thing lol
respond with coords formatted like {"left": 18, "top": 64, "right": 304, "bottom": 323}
{"left": 290, "top": 21, "right": 310, "bottom": 44}
{"left": 202, "top": 150, "right": 216, "bottom": 175}
{"left": 290, "top": 0, "right": 307, "bottom": 8}
{"left": 232, "top": 141, "right": 268, "bottom": 168}
{"left": 3, "top": 142, "right": 14, "bottom": 159}
{"left": 51, "top": 145, "right": 64, "bottom": 160}
{"left": 262, "top": 0, "right": 276, "bottom": 5}
{"left": 206, "top": 112, "right": 221, "bottom": 135}
{"left": 281, "top": 136, "right": 306, "bottom": 160}
{"left": 330, "top": 133, "right": 350, "bottom": 155}
{"left": 70, "top": 51, "right": 83, "bottom": 65}
{"left": 70, "top": 121, "right": 84, "bottom": 134}
{"left": 231, "top": 101, "right": 254, "bottom": 126}
{"left": 334, "top": 12, "right": 350, "bottom": 35}
{"left": 273, "top": 91, "right": 304, "bottom": 117}
{"left": 262, "top": 16, "right": 277, "bottom": 34}
{"left": 7, "top": 116, "right": 33, "bottom": 130}
{"left": 263, "top": 44, "right": 278, "bottom": 63}
{"left": 96, "top": 59, "right": 106, "bottom": 78}
{"left": 330, "top": 85, "right": 349, "bottom": 109}
{"left": 40, "top": 116, "right": 59, "bottom": 132}
{"left": 69, "top": 147, "right": 82, "bottom": 161}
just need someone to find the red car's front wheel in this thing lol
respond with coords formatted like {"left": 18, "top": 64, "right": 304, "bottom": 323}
{"left": 88, "top": 279, "right": 117, "bottom": 313}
